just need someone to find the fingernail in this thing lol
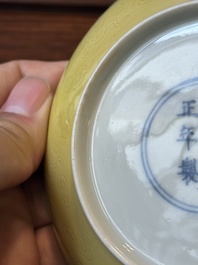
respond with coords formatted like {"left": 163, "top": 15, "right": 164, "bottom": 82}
{"left": 2, "top": 77, "right": 51, "bottom": 116}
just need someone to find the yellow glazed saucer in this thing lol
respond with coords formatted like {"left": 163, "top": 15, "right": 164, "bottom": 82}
{"left": 45, "top": 0, "right": 198, "bottom": 264}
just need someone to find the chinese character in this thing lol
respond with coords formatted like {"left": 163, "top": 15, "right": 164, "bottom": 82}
{"left": 178, "top": 157, "right": 198, "bottom": 185}
{"left": 177, "top": 125, "right": 197, "bottom": 150}
{"left": 177, "top": 100, "right": 198, "bottom": 117}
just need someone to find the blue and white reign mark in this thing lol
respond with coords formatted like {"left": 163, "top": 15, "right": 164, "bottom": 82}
{"left": 141, "top": 78, "right": 198, "bottom": 213}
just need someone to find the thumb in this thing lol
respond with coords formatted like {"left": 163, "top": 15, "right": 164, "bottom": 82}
{"left": 0, "top": 77, "right": 53, "bottom": 190}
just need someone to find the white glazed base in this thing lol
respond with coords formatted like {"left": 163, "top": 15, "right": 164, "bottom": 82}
{"left": 72, "top": 3, "right": 198, "bottom": 265}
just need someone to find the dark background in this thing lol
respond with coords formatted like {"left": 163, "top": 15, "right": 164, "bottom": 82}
{"left": 0, "top": 0, "right": 115, "bottom": 63}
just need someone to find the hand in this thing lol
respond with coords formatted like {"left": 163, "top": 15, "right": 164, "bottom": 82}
{"left": 0, "top": 60, "right": 68, "bottom": 265}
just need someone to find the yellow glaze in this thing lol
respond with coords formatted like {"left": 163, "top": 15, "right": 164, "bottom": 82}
{"left": 45, "top": 0, "right": 189, "bottom": 264}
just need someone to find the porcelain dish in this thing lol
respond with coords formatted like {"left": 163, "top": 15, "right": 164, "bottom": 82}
{"left": 45, "top": 0, "right": 198, "bottom": 264}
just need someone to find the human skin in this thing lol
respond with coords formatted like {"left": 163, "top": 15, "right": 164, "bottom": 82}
{"left": 0, "top": 60, "right": 68, "bottom": 265}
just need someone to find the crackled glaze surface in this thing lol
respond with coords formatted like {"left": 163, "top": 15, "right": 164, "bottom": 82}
{"left": 45, "top": 0, "right": 191, "bottom": 264}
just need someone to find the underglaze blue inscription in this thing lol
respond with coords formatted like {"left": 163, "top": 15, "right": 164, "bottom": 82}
{"left": 177, "top": 100, "right": 198, "bottom": 185}
{"left": 177, "top": 125, "right": 197, "bottom": 150}
{"left": 177, "top": 100, "right": 198, "bottom": 117}
{"left": 141, "top": 78, "right": 198, "bottom": 213}
{"left": 178, "top": 157, "right": 198, "bottom": 185}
